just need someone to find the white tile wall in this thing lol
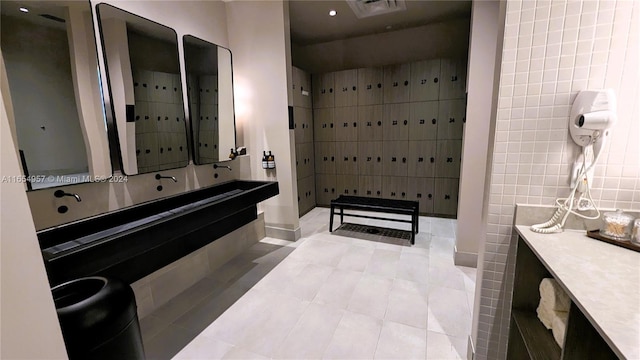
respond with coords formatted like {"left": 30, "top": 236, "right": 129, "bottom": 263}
{"left": 476, "top": 1, "right": 639, "bottom": 359}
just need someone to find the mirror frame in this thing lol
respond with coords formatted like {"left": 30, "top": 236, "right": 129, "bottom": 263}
{"left": 96, "top": 3, "right": 189, "bottom": 175}
{"left": 183, "top": 34, "right": 236, "bottom": 165}
{"left": 1, "top": 0, "right": 113, "bottom": 190}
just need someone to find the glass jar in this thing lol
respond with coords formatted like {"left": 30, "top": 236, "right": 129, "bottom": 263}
{"left": 600, "top": 209, "right": 634, "bottom": 240}
{"left": 631, "top": 219, "right": 640, "bottom": 246}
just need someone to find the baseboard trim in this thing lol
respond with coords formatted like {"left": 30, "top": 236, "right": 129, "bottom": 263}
{"left": 265, "top": 225, "right": 301, "bottom": 241}
{"left": 454, "top": 246, "right": 478, "bottom": 268}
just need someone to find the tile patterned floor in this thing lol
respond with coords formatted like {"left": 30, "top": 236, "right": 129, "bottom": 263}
{"left": 141, "top": 207, "right": 476, "bottom": 359}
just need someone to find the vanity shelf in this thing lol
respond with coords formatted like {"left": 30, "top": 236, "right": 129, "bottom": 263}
{"left": 508, "top": 226, "right": 638, "bottom": 360}
{"left": 38, "top": 180, "right": 278, "bottom": 285}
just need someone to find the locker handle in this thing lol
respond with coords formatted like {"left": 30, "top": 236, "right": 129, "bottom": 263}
{"left": 353, "top": 157, "right": 357, "bottom": 162}
{"left": 136, "top": 149, "right": 140, "bottom": 155}
{"left": 403, "top": 120, "right": 408, "bottom": 125}
{"left": 447, "top": 157, "right": 453, "bottom": 162}
{"left": 377, "top": 83, "right": 382, "bottom": 88}
{"left": 430, "top": 157, "right": 435, "bottom": 163}
{"left": 377, "top": 191, "right": 381, "bottom": 195}
{"left": 329, "top": 88, "right": 333, "bottom": 93}
{"left": 143, "top": 83, "right": 148, "bottom": 88}
{"left": 463, "top": 117, "right": 466, "bottom": 123}
{"left": 404, "top": 80, "right": 409, "bottom": 86}
{"left": 377, "top": 121, "right": 382, "bottom": 126}
{"left": 428, "top": 194, "right": 433, "bottom": 199}
{"left": 401, "top": 192, "right": 406, "bottom": 197}
{"left": 449, "top": 118, "right": 455, "bottom": 123}
{"left": 160, "top": 147, "right": 164, "bottom": 153}
{"left": 353, "top": 189, "right": 358, "bottom": 194}
{"left": 434, "top": 77, "right": 439, "bottom": 83}
{"left": 432, "top": 119, "right": 437, "bottom": 124}
{"left": 402, "top": 158, "right": 406, "bottom": 163}
{"left": 353, "top": 122, "right": 357, "bottom": 127}
{"left": 330, "top": 123, "right": 334, "bottom": 128}
{"left": 145, "top": 149, "right": 150, "bottom": 154}
{"left": 352, "top": 86, "right": 357, "bottom": 91}
{"left": 331, "top": 188, "right": 335, "bottom": 193}
{"left": 331, "top": 156, "right": 335, "bottom": 161}
{"left": 377, "top": 157, "right": 381, "bottom": 162}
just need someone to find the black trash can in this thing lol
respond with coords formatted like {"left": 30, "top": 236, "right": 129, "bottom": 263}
{"left": 51, "top": 277, "right": 145, "bottom": 360}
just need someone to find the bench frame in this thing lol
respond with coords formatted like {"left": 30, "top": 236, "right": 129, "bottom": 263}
{"left": 329, "top": 195, "right": 419, "bottom": 245}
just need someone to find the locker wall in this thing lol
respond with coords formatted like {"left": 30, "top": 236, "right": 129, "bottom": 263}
{"left": 293, "top": 66, "right": 316, "bottom": 216}
{"left": 311, "top": 58, "right": 466, "bottom": 218}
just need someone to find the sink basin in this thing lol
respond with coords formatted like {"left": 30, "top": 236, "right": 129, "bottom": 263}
{"left": 38, "top": 180, "right": 278, "bottom": 285}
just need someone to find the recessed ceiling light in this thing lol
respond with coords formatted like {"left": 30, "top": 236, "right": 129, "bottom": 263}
{"left": 329, "top": 9, "right": 337, "bottom": 17}
{"left": 19, "top": 7, "right": 29, "bottom": 13}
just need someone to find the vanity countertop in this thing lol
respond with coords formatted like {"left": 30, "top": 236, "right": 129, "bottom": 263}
{"left": 515, "top": 225, "right": 640, "bottom": 360}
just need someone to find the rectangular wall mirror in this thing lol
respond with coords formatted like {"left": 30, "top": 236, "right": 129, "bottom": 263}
{"left": 1, "top": 0, "right": 112, "bottom": 190}
{"left": 183, "top": 35, "right": 236, "bottom": 164}
{"left": 97, "top": 4, "right": 188, "bottom": 175}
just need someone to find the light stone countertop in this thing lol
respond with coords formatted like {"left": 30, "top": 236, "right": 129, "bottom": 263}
{"left": 515, "top": 226, "right": 640, "bottom": 360}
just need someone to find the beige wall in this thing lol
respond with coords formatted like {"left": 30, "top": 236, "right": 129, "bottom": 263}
{"left": 455, "top": 1, "right": 501, "bottom": 267}
{"left": 0, "top": 61, "right": 67, "bottom": 359}
{"left": 474, "top": 1, "right": 640, "bottom": 359}
{"left": 226, "top": 0, "right": 300, "bottom": 239}
{"left": 292, "top": 18, "right": 470, "bottom": 73}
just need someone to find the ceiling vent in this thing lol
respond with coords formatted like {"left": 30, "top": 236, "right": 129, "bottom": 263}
{"left": 346, "top": 0, "right": 407, "bottom": 19}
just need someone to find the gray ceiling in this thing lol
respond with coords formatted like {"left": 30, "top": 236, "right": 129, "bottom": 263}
{"left": 289, "top": 0, "right": 472, "bottom": 46}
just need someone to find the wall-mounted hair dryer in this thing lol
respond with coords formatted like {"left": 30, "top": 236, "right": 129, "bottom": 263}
{"left": 531, "top": 89, "right": 617, "bottom": 234}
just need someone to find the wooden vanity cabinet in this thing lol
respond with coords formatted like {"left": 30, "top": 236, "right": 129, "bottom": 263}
{"left": 508, "top": 236, "right": 618, "bottom": 360}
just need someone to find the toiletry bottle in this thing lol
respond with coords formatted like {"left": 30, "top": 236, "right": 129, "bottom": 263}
{"left": 267, "top": 151, "right": 275, "bottom": 169}
{"left": 262, "top": 151, "right": 268, "bottom": 169}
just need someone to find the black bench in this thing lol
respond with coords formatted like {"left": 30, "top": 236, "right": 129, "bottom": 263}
{"left": 329, "top": 195, "right": 419, "bottom": 245}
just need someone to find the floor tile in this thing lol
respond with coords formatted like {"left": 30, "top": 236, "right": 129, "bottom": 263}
{"left": 337, "top": 244, "right": 375, "bottom": 272}
{"left": 221, "top": 346, "right": 268, "bottom": 359}
{"left": 274, "top": 302, "right": 344, "bottom": 359}
{"left": 384, "top": 279, "right": 429, "bottom": 329}
{"left": 426, "top": 331, "right": 467, "bottom": 360}
{"left": 143, "top": 324, "right": 201, "bottom": 360}
{"left": 396, "top": 252, "right": 429, "bottom": 283}
{"left": 374, "top": 321, "right": 427, "bottom": 359}
{"left": 429, "top": 263, "right": 466, "bottom": 290}
{"left": 322, "top": 311, "right": 382, "bottom": 359}
{"left": 172, "top": 336, "right": 233, "bottom": 359}
{"left": 427, "top": 286, "right": 471, "bottom": 338}
{"left": 364, "top": 248, "right": 400, "bottom": 279}
{"left": 431, "top": 218, "right": 455, "bottom": 238}
{"left": 347, "top": 274, "right": 393, "bottom": 319}
{"left": 313, "top": 268, "right": 363, "bottom": 308}
{"left": 289, "top": 236, "right": 350, "bottom": 267}
{"left": 282, "top": 263, "right": 334, "bottom": 301}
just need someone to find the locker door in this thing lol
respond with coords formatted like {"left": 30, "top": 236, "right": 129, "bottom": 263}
{"left": 312, "top": 72, "right": 335, "bottom": 108}
{"left": 335, "top": 69, "right": 358, "bottom": 107}
{"left": 407, "top": 177, "right": 435, "bottom": 214}
{"left": 301, "top": 142, "right": 315, "bottom": 179}
{"left": 357, "top": 105, "right": 383, "bottom": 141}
{"left": 132, "top": 69, "right": 151, "bottom": 102}
{"left": 292, "top": 67, "right": 304, "bottom": 108}
{"left": 382, "top": 141, "right": 409, "bottom": 177}
{"left": 435, "top": 140, "right": 462, "bottom": 178}
{"left": 134, "top": 101, "right": 150, "bottom": 134}
{"left": 313, "top": 108, "right": 335, "bottom": 142}
{"left": 383, "top": 63, "right": 411, "bottom": 104}
{"left": 434, "top": 178, "right": 459, "bottom": 216}
{"left": 295, "top": 143, "right": 303, "bottom": 178}
{"left": 358, "top": 141, "right": 383, "bottom": 176}
{"left": 171, "top": 74, "right": 183, "bottom": 105}
{"left": 357, "top": 67, "right": 384, "bottom": 105}
{"left": 302, "top": 108, "right": 314, "bottom": 143}
{"left": 334, "top": 106, "right": 358, "bottom": 142}
{"left": 301, "top": 70, "right": 313, "bottom": 109}
{"left": 409, "top": 101, "right": 438, "bottom": 141}
{"left": 382, "top": 176, "right": 408, "bottom": 200}
{"left": 335, "top": 142, "right": 358, "bottom": 175}
{"left": 439, "top": 59, "right": 467, "bottom": 100}
{"left": 337, "top": 175, "right": 359, "bottom": 196}
{"left": 383, "top": 104, "right": 410, "bottom": 141}
{"left": 408, "top": 141, "right": 437, "bottom": 178}
{"left": 358, "top": 175, "right": 382, "bottom": 198}
{"left": 314, "top": 142, "right": 336, "bottom": 174}
{"left": 437, "top": 99, "right": 466, "bottom": 140}
{"left": 157, "top": 132, "right": 172, "bottom": 167}
{"left": 158, "top": 72, "right": 173, "bottom": 103}
{"left": 298, "top": 176, "right": 316, "bottom": 216}
{"left": 410, "top": 59, "right": 440, "bottom": 102}
{"left": 307, "top": 176, "right": 317, "bottom": 212}
{"left": 316, "top": 174, "right": 337, "bottom": 205}
{"left": 143, "top": 132, "right": 159, "bottom": 169}
{"left": 293, "top": 107, "right": 305, "bottom": 144}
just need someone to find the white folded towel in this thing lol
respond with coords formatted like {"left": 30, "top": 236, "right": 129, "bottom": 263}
{"left": 536, "top": 300, "right": 567, "bottom": 330}
{"left": 539, "top": 278, "right": 570, "bottom": 312}
{"left": 552, "top": 311, "right": 569, "bottom": 348}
